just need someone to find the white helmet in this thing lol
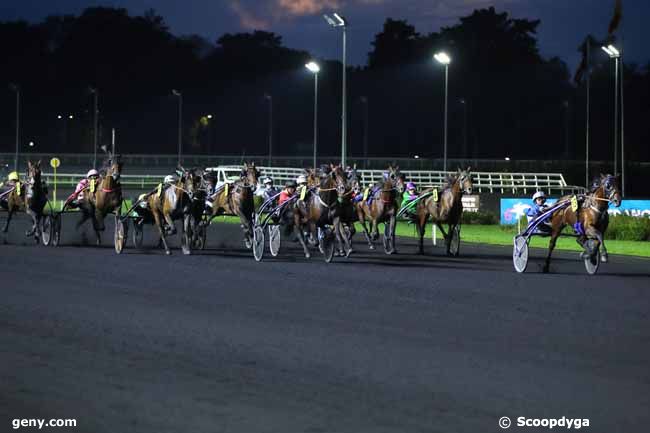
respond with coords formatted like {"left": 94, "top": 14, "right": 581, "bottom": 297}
{"left": 164, "top": 175, "right": 176, "bottom": 184}
{"left": 263, "top": 177, "right": 273, "bottom": 185}
{"left": 296, "top": 175, "right": 307, "bottom": 184}
{"left": 86, "top": 169, "right": 99, "bottom": 178}
{"left": 532, "top": 191, "right": 546, "bottom": 201}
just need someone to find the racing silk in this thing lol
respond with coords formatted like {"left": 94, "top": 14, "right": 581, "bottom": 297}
{"left": 67, "top": 178, "right": 90, "bottom": 202}
{"left": 400, "top": 191, "right": 418, "bottom": 208}
{"left": 526, "top": 203, "right": 548, "bottom": 219}
{"left": 263, "top": 188, "right": 278, "bottom": 203}
{"left": 278, "top": 190, "right": 293, "bottom": 205}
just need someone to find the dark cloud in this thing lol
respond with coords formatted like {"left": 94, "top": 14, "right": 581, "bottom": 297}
{"left": 0, "top": 0, "right": 647, "bottom": 67}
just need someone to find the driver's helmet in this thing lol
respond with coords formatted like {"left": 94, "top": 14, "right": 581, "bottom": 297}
{"left": 7, "top": 171, "right": 19, "bottom": 182}
{"left": 532, "top": 191, "right": 546, "bottom": 202}
{"left": 285, "top": 180, "right": 297, "bottom": 189}
{"left": 296, "top": 175, "right": 307, "bottom": 185}
{"left": 86, "top": 169, "right": 99, "bottom": 178}
{"left": 164, "top": 175, "right": 176, "bottom": 184}
{"left": 406, "top": 181, "right": 416, "bottom": 191}
{"left": 263, "top": 177, "right": 273, "bottom": 187}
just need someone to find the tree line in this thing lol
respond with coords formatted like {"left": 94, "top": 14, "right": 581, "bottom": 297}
{"left": 1, "top": 6, "right": 648, "bottom": 163}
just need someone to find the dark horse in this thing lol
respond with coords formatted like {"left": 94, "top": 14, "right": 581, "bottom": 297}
{"left": 294, "top": 164, "right": 352, "bottom": 258}
{"left": 542, "top": 173, "right": 621, "bottom": 273}
{"left": 1, "top": 160, "right": 48, "bottom": 242}
{"left": 208, "top": 162, "right": 259, "bottom": 248}
{"left": 415, "top": 167, "right": 473, "bottom": 256}
{"left": 354, "top": 165, "right": 404, "bottom": 253}
{"left": 147, "top": 167, "right": 201, "bottom": 255}
{"left": 90, "top": 155, "right": 124, "bottom": 243}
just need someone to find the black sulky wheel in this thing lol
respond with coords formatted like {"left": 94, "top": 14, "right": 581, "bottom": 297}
{"left": 253, "top": 225, "right": 265, "bottom": 262}
{"left": 52, "top": 214, "right": 62, "bottom": 247}
{"left": 114, "top": 217, "right": 125, "bottom": 254}
{"left": 583, "top": 239, "right": 600, "bottom": 275}
{"left": 448, "top": 224, "right": 461, "bottom": 257}
{"left": 269, "top": 225, "right": 281, "bottom": 257}
{"left": 41, "top": 215, "right": 53, "bottom": 246}
{"left": 513, "top": 235, "right": 529, "bottom": 273}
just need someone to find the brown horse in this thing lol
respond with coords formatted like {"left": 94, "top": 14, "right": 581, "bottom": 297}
{"left": 90, "top": 155, "right": 124, "bottom": 242}
{"left": 354, "top": 165, "right": 404, "bottom": 253}
{"left": 294, "top": 164, "right": 351, "bottom": 258}
{"left": 208, "top": 162, "right": 259, "bottom": 248}
{"left": 542, "top": 173, "right": 621, "bottom": 273}
{"left": 147, "top": 168, "right": 200, "bottom": 255}
{"left": 1, "top": 161, "right": 48, "bottom": 241}
{"left": 415, "top": 167, "right": 473, "bottom": 256}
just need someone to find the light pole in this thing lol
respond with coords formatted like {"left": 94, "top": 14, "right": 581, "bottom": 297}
{"left": 602, "top": 44, "right": 620, "bottom": 176}
{"left": 460, "top": 98, "right": 468, "bottom": 159}
{"left": 89, "top": 87, "right": 99, "bottom": 168}
{"left": 434, "top": 52, "right": 451, "bottom": 173}
{"left": 306, "top": 62, "right": 320, "bottom": 169}
{"left": 172, "top": 89, "right": 183, "bottom": 166}
{"left": 9, "top": 84, "right": 20, "bottom": 171}
{"left": 264, "top": 94, "right": 273, "bottom": 166}
{"left": 324, "top": 12, "right": 348, "bottom": 166}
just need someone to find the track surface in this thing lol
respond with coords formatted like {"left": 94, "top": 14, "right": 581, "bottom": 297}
{"left": 1, "top": 214, "right": 650, "bottom": 433}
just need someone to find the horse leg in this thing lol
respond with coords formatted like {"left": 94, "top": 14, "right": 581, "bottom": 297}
{"left": 92, "top": 211, "right": 103, "bottom": 245}
{"left": 416, "top": 211, "right": 427, "bottom": 255}
{"left": 543, "top": 228, "right": 562, "bottom": 273}
{"left": 163, "top": 211, "right": 176, "bottom": 235}
{"left": 236, "top": 209, "right": 252, "bottom": 249}
{"left": 294, "top": 220, "right": 311, "bottom": 259}
{"left": 2, "top": 208, "right": 14, "bottom": 233}
{"left": 153, "top": 211, "right": 171, "bottom": 255}
{"left": 357, "top": 209, "right": 374, "bottom": 249}
{"left": 584, "top": 226, "right": 603, "bottom": 261}
{"left": 389, "top": 214, "right": 397, "bottom": 254}
{"left": 25, "top": 207, "right": 38, "bottom": 238}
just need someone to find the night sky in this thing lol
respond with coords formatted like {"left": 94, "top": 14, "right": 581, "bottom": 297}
{"left": 1, "top": 0, "right": 648, "bottom": 70}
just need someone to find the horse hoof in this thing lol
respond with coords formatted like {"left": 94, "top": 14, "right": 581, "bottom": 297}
{"left": 601, "top": 254, "right": 608, "bottom": 263}
{"left": 346, "top": 249, "right": 353, "bottom": 258}
{"left": 165, "top": 250, "right": 172, "bottom": 256}
{"left": 368, "top": 244, "right": 375, "bottom": 250}
{"left": 305, "top": 253, "right": 311, "bottom": 259}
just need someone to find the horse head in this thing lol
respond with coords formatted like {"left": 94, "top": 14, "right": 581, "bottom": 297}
{"left": 457, "top": 166, "right": 473, "bottom": 195}
{"left": 241, "top": 162, "right": 260, "bottom": 187}
{"left": 599, "top": 173, "right": 622, "bottom": 207}
{"left": 105, "top": 155, "right": 122, "bottom": 183}
{"left": 27, "top": 160, "right": 42, "bottom": 184}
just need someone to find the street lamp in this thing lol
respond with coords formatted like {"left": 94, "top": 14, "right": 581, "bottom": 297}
{"left": 434, "top": 52, "right": 451, "bottom": 173}
{"left": 264, "top": 94, "right": 273, "bottom": 166}
{"left": 89, "top": 87, "right": 99, "bottom": 168}
{"left": 9, "top": 84, "right": 20, "bottom": 171}
{"left": 602, "top": 44, "right": 622, "bottom": 188}
{"left": 58, "top": 114, "right": 74, "bottom": 149}
{"left": 305, "top": 61, "right": 320, "bottom": 169}
{"left": 324, "top": 12, "right": 348, "bottom": 166}
{"left": 172, "top": 89, "right": 183, "bottom": 166}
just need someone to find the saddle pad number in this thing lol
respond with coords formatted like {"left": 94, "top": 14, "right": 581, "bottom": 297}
{"left": 571, "top": 195, "right": 578, "bottom": 212}
{"left": 299, "top": 186, "right": 306, "bottom": 201}
{"left": 157, "top": 183, "right": 163, "bottom": 198}
{"left": 224, "top": 183, "right": 229, "bottom": 196}
{"left": 432, "top": 188, "right": 439, "bottom": 202}
{"left": 15, "top": 182, "right": 21, "bottom": 196}
{"left": 363, "top": 188, "right": 369, "bottom": 201}
{"left": 90, "top": 178, "right": 96, "bottom": 194}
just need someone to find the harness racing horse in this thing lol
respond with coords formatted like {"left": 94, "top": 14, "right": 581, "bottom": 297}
{"left": 294, "top": 165, "right": 351, "bottom": 259}
{"left": 415, "top": 167, "right": 473, "bottom": 256}
{"left": 1, "top": 160, "right": 48, "bottom": 242}
{"left": 86, "top": 155, "right": 124, "bottom": 245}
{"left": 542, "top": 173, "right": 621, "bottom": 273}
{"left": 147, "top": 168, "right": 200, "bottom": 255}
{"left": 208, "top": 162, "right": 259, "bottom": 248}
{"left": 354, "top": 165, "right": 404, "bottom": 254}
